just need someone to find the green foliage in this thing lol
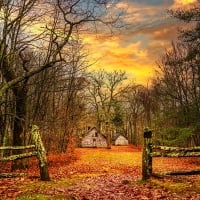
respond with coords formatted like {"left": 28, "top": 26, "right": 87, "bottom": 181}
{"left": 151, "top": 3, "right": 200, "bottom": 147}
{"left": 156, "top": 127, "right": 193, "bottom": 147}
{"left": 112, "top": 114, "right": 123, "bottom": 127}
{"left": 111, "top": 102, "right": 124, "bottom": 129}
{"left": 192, "top": 122, "right": 200, "bottom": 135}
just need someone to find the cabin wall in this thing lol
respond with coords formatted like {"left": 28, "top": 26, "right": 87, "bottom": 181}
{"left": 115, "top": 135, "right": 128, "bottom": 146}
{"left": 81, "top": 129, "right": 107, "bottom": 148}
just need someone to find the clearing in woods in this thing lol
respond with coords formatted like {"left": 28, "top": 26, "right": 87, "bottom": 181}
{"left": 0, "top": 145, "right": 200, "bottom": 199}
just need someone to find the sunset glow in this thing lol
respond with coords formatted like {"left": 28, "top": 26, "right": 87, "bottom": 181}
{"left": 83, "top": 0, "right": 195, "bottom": 85}
{"left": 177, "top": 0, "right": 197, "bottom": 4}
{"left": 83, "top": 33, "right": 156, "bottom": 84}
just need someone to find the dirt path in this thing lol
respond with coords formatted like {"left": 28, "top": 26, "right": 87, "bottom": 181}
{"left": 0, "top": 146, "right": 200, "bottom": 199}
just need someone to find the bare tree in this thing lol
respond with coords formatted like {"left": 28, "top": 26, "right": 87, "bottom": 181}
{"left": 0, "top": 0, "right": 123, "bottom": 167}
{"left": 26, "top": 40, "right": 89, "bottom": 153}
{"left": 87, "top": 69, "right": 127, "bottom": 148}
{"left": 122, "top": 84, "right": 145, "bottom": 145}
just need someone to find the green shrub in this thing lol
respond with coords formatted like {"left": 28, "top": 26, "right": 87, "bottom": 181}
{"left": 155, "top": 127, "right": 193, "bottom": 147}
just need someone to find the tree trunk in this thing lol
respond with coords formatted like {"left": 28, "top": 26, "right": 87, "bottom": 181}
{"left": 133, "top": 120, "right": 137, "bottom": 145}
{"left": 107, "top": 131, "right": 111, "bottom": 149}
{"left": 12, "top": 85, "right": 28, "bottom": 170}
{"left": 105, "top": 123, "right": 111, "bottom": 149}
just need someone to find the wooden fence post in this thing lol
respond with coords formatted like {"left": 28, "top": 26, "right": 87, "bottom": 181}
{"left": 142, "top": 128, "right": 152, "bottom": 180}
{"left": 30, "top": 125, "right": 50, "bottom": 181}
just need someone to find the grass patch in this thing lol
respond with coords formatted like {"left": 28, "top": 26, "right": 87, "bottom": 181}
{"left": 193, "top": 182, "right": 200, "bottom": 193}
{"left": 16, "top": 178, "right": 78, "bottom": 200}
{"left": 150, "top": 178, "right": 200, "bottom": 194}
{"left": 17, "top": 194, "right": 49, "bottom": 200}
{"left": 17, "top": 194, "right": 76, "bottom": 200}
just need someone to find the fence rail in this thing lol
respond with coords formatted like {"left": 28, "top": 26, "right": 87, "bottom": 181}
{"left": 0, "top": 145, "right": 35, "bottom": 150}
{"left": 152, "top": 145, "right": 200, "bottom": 157}
{"left": 0, "top": 125, "right": 50, "bottom": 181}
{"left": 0, "top": 152, "right": 38, "bottom": 161}
{"left": 142, "top": 128, "right": 200, "bottom": 180}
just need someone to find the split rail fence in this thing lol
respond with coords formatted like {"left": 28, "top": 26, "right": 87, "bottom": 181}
{"left": 0, "top": 125, "right": 50, "bottom": 181}
{"left": 142, "top": 128, "right": 200, "bottom": 180}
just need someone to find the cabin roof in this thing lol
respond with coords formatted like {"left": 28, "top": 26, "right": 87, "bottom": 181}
{"left": 83, "top": 127, "right": 106, "bottom": 138}
{"left": 112, "top": 134, "right": 128, "bottom": 141}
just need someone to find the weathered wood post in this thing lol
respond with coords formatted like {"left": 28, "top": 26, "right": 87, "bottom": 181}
{"left": 30, "top": 125, "right": 50, "bottom": 181}
{"left": 142, "top": 127, "right": 152, "bottom": 180}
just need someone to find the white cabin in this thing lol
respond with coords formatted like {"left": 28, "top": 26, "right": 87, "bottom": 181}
{"left": 81, "top": 127, "right": 107, "bottom": 148}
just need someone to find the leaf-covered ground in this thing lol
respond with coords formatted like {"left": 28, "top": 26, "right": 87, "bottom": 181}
{"left": 0, "top": 145, "right": 200, "bottom": 199}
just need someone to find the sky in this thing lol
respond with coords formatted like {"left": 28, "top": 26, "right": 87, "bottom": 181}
{"left": 83, "top": 0, "right": 197, "bottom": 85}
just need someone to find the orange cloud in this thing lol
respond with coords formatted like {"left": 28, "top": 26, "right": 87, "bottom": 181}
{"left": 82, "top": 33, "right": 156, "bottom": 85}
{"left": 172, "top": 0, "right": 197, "bottom": 8}
{"left": 175, "top": 0, "right": 197, "bottom": 4}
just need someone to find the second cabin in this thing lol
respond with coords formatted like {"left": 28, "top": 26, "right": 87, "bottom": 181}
{"left": 113, "top": 134, "right": 128, "bottom": 146}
